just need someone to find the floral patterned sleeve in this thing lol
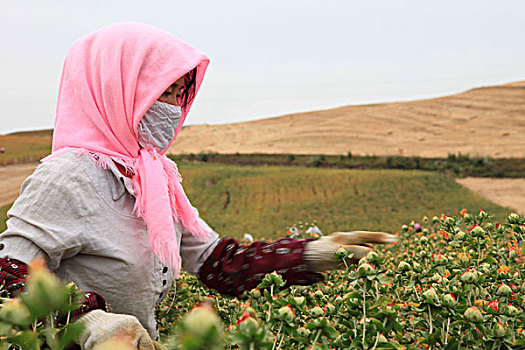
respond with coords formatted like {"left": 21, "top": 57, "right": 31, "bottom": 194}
{"left": 198, "top": 238, "right": 324, "bottom": 297}
{"left": 0, "top": 258, "right": 108, "bottom": 323}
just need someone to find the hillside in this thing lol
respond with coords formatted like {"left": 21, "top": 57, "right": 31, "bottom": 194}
{"left": 168, "top": 81, "right": 525, "bottom": 158}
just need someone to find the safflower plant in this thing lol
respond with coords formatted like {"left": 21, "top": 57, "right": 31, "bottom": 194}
{"left": 1, "top": 211, "right": 525, "bottom": 349}
{"left": 155, "top": 210, "right": 525, "bottom": 349}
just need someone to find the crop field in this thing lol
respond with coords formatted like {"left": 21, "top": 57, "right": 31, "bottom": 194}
{"left": 177, "top": 163, "right": 510, "bottom": 239}
{"left": 0, "top": 133, "right": 52, "bottom": 165}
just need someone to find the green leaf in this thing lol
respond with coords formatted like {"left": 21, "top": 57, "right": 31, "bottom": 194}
{"left": 6, "top": 330, "right": 41, "bottom": 350}
{"left": 58, "top": 321, "right": 85, "bottom": 348}
{"left": 480, "top": 256, "right": 498, "bottom": 264}
{"left": 512, "top": 339, "right": 525, "bottom": 349}
{"left": 445, "top": 337, "right": 460, "bottom": 350}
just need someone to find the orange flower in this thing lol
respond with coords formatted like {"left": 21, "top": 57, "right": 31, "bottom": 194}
{"left": 458, "top": 252, "right": 471, "bottom": 259}
{"left": 508, "top": 240, "right": 520, "bottom": 254}
{"left": 439, "top": 229, "right": 449, "bottom": 239}
{"left": 460, "top": 208, "right": 467, "bottom": 216}
{"left": 498, "top": 266, "right": 510, "bottom": 274}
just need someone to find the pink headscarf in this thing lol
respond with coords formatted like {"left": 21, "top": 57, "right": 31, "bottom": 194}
{"left": 43, "top": 22, "right": 211, "bottom": 275}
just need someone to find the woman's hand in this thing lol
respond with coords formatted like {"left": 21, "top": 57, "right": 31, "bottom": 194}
{"left": 304, "top": 231, "right": 398, "bottom": 271}
{"left": 77, "top": 310, "right": 157, "bottom": 350}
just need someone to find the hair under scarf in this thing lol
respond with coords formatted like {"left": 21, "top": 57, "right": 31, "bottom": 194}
{"left": 43, "top": 22, "right": 212, "bottom": 275}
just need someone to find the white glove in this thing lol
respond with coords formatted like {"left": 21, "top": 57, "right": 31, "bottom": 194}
{"left": 304, "top": 231, "right": 398, "bottom": 271}
{"left": 77, "top": 310, "right": 156, "bottom": 350}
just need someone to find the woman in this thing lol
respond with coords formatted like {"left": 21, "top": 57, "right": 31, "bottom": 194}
{"left": 0, "top": 22, "right": 395, "bottom": 349}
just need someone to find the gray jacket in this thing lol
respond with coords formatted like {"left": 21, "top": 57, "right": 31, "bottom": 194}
{"left": 0, "top": 151, "right": 220, "bottom": 337}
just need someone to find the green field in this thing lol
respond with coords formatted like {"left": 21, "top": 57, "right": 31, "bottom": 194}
{"left": 0, "top": 134, "right": 52, "bottom": 165}
{"left": 1, "top": 163, "right": 512, "bottom": 237}
{"left": 172, "top": 163, "right": 511, "bottom": 238}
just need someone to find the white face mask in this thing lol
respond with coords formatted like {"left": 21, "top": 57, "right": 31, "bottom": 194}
{"left": 138, "top": 101, "right": 182, "bottom": 152}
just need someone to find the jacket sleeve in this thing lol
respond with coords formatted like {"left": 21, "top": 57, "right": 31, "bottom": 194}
{"left": 179, "top": 208, "right": 221, "bottom": 275}
{"left": 0, "top": 157, "right": 89, "bottom": 271}
{"left": 198, "top": 237, "right": 324, "bottom": 297}
{"left": 0, "top": 257, "right": 108, "bottom": 324}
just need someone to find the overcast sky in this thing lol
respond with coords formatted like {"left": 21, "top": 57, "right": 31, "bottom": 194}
{"left": 1, "top": 0, "right": 524, "bottom": 134}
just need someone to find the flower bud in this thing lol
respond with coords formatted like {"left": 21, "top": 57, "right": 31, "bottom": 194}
{"left": 508, "top": 212, "right": 521, "bottom": 224}
{"left": 334, "top": 295, "right": 343, "bottom": 304}
{"left": 433, "top": 253, "right": 448, "bottom": 266}
{"left": 432, "top": 273, "right": 446, "bottom": 284}
{"left": 442, "top": 293, "right": 457, "bottom": 308}
{"left": 238, "top": 316, "right": 259, "bottom": 334}
{"left": 310, "top": 305, "right": 324, "bottom": 317}
{"left": 357, "top": 261, "right": 376, "bottom": 276}
{"left": 179, "top": 305, "right": 224, "bottom": 349}
{"left": 21, "top": 259, "right": 71, "bottom": 318}
{"left": 470, "top": 226, "right": 486, "bottom": 237}
{"left": 0, "top": 299, "right": 32, "bottom": 326}
{"left": 432, "top": 216, "right": 439, "bottom": 224}
{"left": 293, "top": 296, "right": 305, "bottom": 307}
{"left": 504, "top": 304, "right": 519, "bottom": 316}
{"left": 314, "top": 290, "right": 324, "bottom": 298}
{"left": 249, "top": 289, "right": 261, "bottom": 299}
{"left": 460, "top": 270, "right": 479, "bottom": 284}
{"left": 496, "top": 283, "right": 513, "bottom": 296}
{"left": 377, "top": 333, "right": 388, "bottom": 343}
{"left": 493, "top": 322, "right": 506, "bottom": 338}
{"left": 457, "top": 252, "right": 470, "bottom": 265}
{"left": 324, "top": 303, "right": 336, "bottom": 315}
{"left": 297, "top": 327, "right": 310, "bottom": 337}
{"left": 397, "top": 261, "right": 411, "bottom": 272}
{"left": 479, "top": 263, "right": 491, "bottom": 274}
{"left": 277, "top": 305, "right": 295, "bottom": 323}
{"left": 422, "top": 288, "right": 439, "bottom": 304}
{"left": 366, "top": 251, "right": 379, "bottom": 263}
{"left": 478, "top": 209, "right": 488, "bottom": 219}
{"left": 464, "top": 306, "right": 483, "bottom": 323}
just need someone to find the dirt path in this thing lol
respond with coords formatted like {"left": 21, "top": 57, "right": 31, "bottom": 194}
{"left": 0, "top": 163, "right": 38, "bottom": 207}
{"left": 456, "top": 177, "right": 525, "bottom": 215}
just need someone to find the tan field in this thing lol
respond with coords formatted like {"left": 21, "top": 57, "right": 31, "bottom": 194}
{"left": 169, "top": 81, "right": 525, "bottom": 158}
{"left": 456, "top": 177, "right": 525, "bottom": 215}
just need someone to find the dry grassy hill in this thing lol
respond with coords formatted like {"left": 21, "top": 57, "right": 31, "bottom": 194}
{"left": 169, "top": 81, "right": 525, "bottom": 158}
